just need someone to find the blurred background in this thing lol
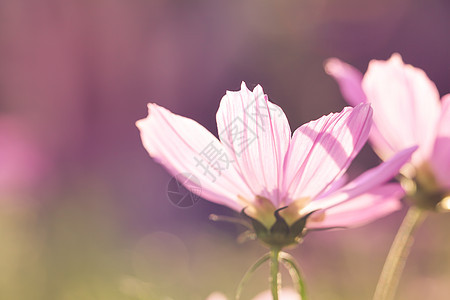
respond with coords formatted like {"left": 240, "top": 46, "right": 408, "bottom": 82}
{"left": 0, "top": 0, "right": 449, "bottom": 299}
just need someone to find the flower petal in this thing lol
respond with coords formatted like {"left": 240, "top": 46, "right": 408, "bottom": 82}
{"left": 320, "top": 174, "right": 349, "bottom": 198}
{"left": 306, "top": 146, "right": 416, "bottom": 212}
{"left": 216, "top": 82, "right": 291, "bottom": 206}
{"left": 324, "top": 58, "right": 366, "bottom": 106}
{"left": 308, "top": 183, "right": 403, "bottom": 229}
{"left": 205, "top": 292, "right": 228, "bottom": 300}
{"left": 283, "top": 103, "right": 372, "bottom": 203}
{"left": 252, "top": 288, "right": 301, "bottom": 300}
{"left": 362, "top": 53, "right": 441, "bottom": 165}
{"left": 136, "top": 103, "right": 253, "bottom": 211}
{"left": 430, "top": 94, "right": 450, "bottom": 189}
{"left": 325, "top": 58, "right": 397, "bottom": 160}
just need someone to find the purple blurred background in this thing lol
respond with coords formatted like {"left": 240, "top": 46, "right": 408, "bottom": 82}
{"left": 0, "top": 1, "right": 449, "bottom": 299}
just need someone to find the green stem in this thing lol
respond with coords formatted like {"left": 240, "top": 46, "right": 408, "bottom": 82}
{"left": 280, "top": 252, "right": 308, "bottom": 300}
{"left": 235, "top": 253, "right": 270, "bottom": 300}
{"left": 373, "top": 206, "right": 426, "bottom": 300}
{"left": 270, "top": 248, "right": 280, "bottom": 300}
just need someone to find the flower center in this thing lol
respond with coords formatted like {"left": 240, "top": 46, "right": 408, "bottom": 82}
{"left": 402, "top": 164, "right": 450, "bottom": 212}
{"left": 240, "top": 196, "right": 320, "bottom": 249}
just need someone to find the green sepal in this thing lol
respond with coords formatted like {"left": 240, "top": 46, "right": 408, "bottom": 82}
{"left": 288, "top": 210, "right": 317, "bottom": 238}
{"left": 241, "top": 208, "right": 269, "bottom": 239}
{"left": 270, "top": 207, "right": 289, "bottom": 235}
{"left": 241, "top": 207, "right": 323, "bottom": 249}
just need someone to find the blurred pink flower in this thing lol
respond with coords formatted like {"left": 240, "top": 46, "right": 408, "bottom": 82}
{"left": 137, "top": 82, "right": 415, "bottom": 244}
{"left": 206, "top": 288, "right": 300, "bottom": 300}
{"left": 326, "top": 54, "right": 450, "bottom": 210}
{"left": 0, "top": 115, "right": 48, "bottom": 199}
{"left": 252, "top": 288, "right": 301, "bottom": 300}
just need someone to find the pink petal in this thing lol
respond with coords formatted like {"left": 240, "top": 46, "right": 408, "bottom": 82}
{"left": 362, "top": 53, "right": 441, "bottom": 165}
{"left": 320, "top": 174, "right": 349, "bottom": 198}
{"left": 252, "top": 288, "right": 301, "bottom": 300}
{"left": 306, "top": 146, "right": 417, "bottom": 212}
{"left": 206, "top": 289, "right": 301, "bottom": 300}
{"left": 367, "top": 122, "right": 398, "bottom": 163}
{"left": 308, "top": 183, "right": 403, "bottom": 229}
{"left": 216, "top": 82, "right": 291, "bottom": 206}
{"left": 136, "top": 103, "right": 253, "bottom": 211}
{"left": 205, "top": 293, "right": 228, "bottom": 300}
{"left": 324, "top": 58, "right": 367, "bottom": 106}
{"left": 283, "top": 103, "right": 372, "bottom": 204}
{"left": 0, "top": 116, "right": 49, "bottom": 193}
{"left": 325, "top": 58, "right": 397, "bottom": 160}
{"left": 430, "top": 94, "right": 450, "bottom": 189}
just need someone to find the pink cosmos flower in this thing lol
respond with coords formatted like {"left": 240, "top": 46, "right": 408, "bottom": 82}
{"left": 136, "top": 82, "right": 415, "bottom": 246}
{"left": 251, "top": 288, "right": 300, "bottom": 300}
{"left": 0, "top": 115, "right": 48, "bottom": 201}
{"left": 325, "top": 54, "right": 450, "bottom": 210}
{"left": 207, "top": 288, "right": 301, "bottom": 300}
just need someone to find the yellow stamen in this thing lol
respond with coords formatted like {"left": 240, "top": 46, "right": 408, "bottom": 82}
{"left": 437, "top": 196, "right": 450, "bottom": 212}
